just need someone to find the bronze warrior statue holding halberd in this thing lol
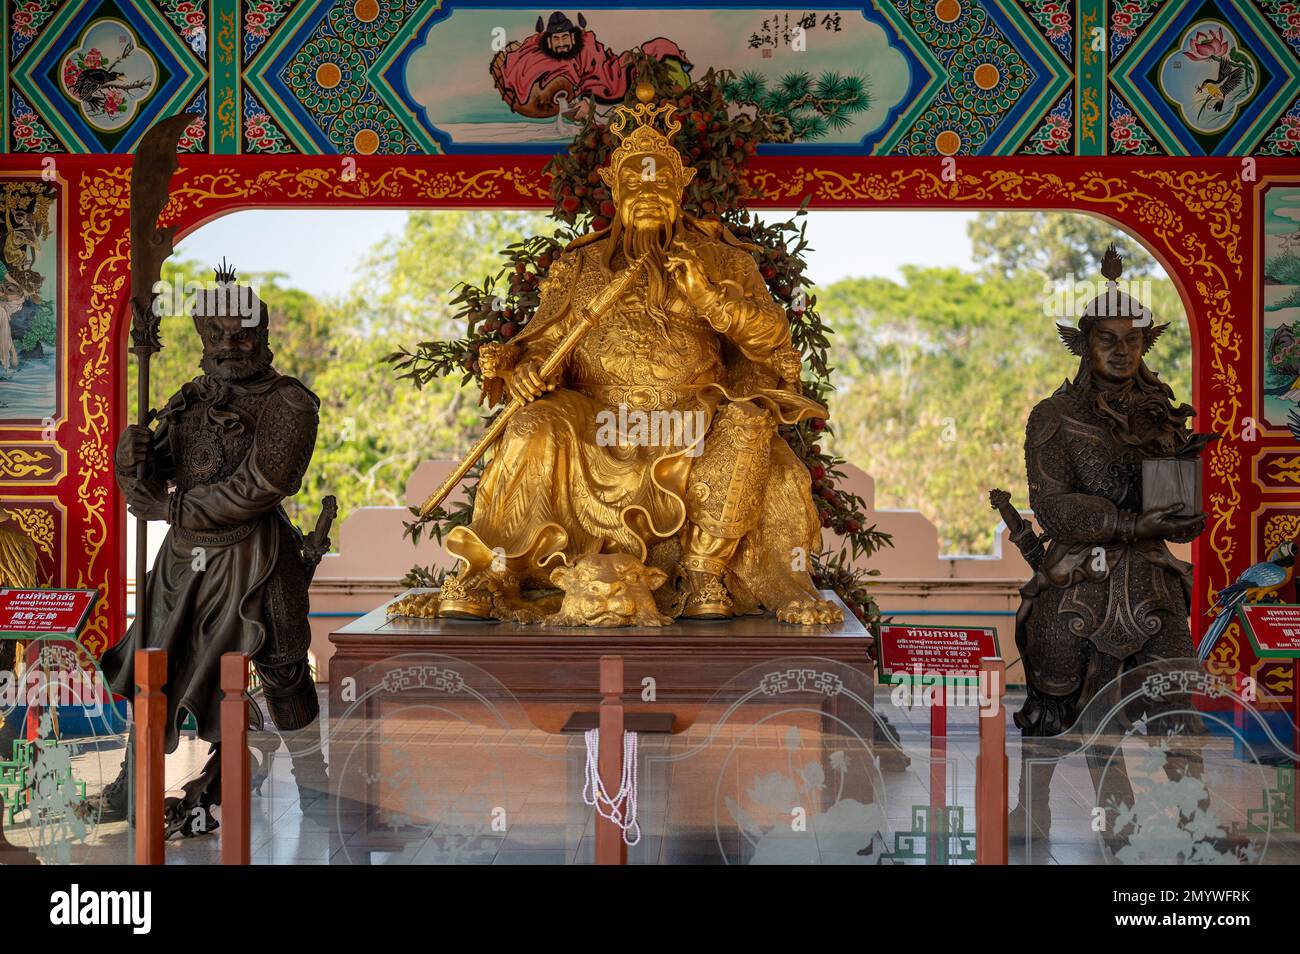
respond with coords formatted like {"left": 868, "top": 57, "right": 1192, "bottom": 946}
{"left": 998, "top": 246, "right": 1214, "bottom": 841}
{"left": 95, "top": 264, "right": 328, "bottom": 835}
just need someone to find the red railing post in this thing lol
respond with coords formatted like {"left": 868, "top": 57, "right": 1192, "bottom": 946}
{"left": 976, "top": 656, "right": 1008, "bottom": 865}
{"left": 928, "top": 681, "right": 947, "bottom": 864}
{"left": 134, "top": 648, "right": 166, "bottom": 865}
{"left": 220, "top": 652, "right": 250, "bottom": 865}
{"left": 595, "top": 655, "right": 626, "bottom": 866}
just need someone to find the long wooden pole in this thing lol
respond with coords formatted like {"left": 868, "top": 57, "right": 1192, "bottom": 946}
{"left": 133, "top": 325, "right": 150, "bottom": 641}
{"left": 928, "top": 681, "right": 947, "bottom": 864}
{"left": 417, "top": 254, "right": 648, "bottom": 519}
{"left": 134, "top": 648, "right": 166, "bottom": 865}
{"left": 128, "top": 114, "right": 193, "bottom": 643}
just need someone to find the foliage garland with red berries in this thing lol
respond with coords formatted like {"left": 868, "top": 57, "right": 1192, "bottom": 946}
{"left": 388, "top": 60, "right": 892, "bottom": 629}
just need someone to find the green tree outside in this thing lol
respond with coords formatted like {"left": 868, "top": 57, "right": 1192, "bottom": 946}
{"left": 818, "top": 212, "right": 1192, "bottom": 554}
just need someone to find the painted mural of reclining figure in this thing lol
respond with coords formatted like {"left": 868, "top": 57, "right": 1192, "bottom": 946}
{"left": 93, "top": 265, "right": 327, "bottom": 836}
{"left": 490, "top": 11, "right": 692, "bottom": 119}
{"left": 1005, "top": 247, "right": 1216, "bottom": 847}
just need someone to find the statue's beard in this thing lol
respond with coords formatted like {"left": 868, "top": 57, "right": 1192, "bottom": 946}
{"left": 202, "top": 341, "right": 273, "bottom": 382}
{"left": 615, "top": 217, "right": 677, "bottom": 328}
{"left": 1074, "top": 357, "right": 1193, "bottom": 454}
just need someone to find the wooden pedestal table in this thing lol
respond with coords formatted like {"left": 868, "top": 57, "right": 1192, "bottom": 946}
{"left": 329, "top": 590, "right": 875, "bottom": 864}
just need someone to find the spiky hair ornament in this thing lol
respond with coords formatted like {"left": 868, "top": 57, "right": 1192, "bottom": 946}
{"left": 191, "top": 257, "right": 269, "bottom": 329}
{"left": 212, "top": 256, "right": 237, "bottom": 285}
{"left": 1057, "top": 244, "right": 1166, "bottom": 356}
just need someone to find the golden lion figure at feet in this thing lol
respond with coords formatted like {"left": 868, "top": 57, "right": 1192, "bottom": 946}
{"left": 387, "top": 554, "right": 672, "bottom": 628}
{"left": 776, "top": 597, "right": 844, "bottom": 626}
{"left": 546, "top": 553, "right": 671, "bottom": 626}
{"left": 386, "top": 591, "right": 440, "bottom": 619}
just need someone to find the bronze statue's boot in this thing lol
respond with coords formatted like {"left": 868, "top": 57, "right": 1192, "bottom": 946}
{"left": 433, "top": 571, "right": 494, "bottom": 620}
{"left": 283, "top": 724, "right": 331, "bottom": 822}
{"left": 681, "top": 569, "right": 735, "bottom": 619}
{"left": 249, "top": 732, "right": 280, "bottom": 795}
{"left": 1083, "top": 736, "right": 1138, "bottom": 855}
{"left": 1008, "top": 754, "right": 1055, "bottom": 842}
{"left": 83, "top": 734, "right": 133, "bottom": 824}
{"left": 875, "top": 715, "right": 911, "bottom": 773}
{"left": 164, "top": 743, "right": 221, "bottom": 839}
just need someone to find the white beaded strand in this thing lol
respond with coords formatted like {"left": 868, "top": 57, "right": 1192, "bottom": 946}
{"left": 582, "top": 728, "right": 640, "bottom": 847}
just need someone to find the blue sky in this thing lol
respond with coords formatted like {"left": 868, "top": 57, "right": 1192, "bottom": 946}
{"left": 174, "top": 208, "right": 980, "bottom": 298}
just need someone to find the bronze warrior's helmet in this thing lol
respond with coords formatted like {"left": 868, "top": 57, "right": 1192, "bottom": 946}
{"left": 1057, "top": 244, "right": 1167, "bottom": 356}
{"left": 598, "top": 84, "right": 697, "bottom": 195}
{"left": 190, "top": 257, "right": 269, "bottom": 335}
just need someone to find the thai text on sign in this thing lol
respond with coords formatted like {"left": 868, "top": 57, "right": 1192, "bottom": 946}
{"left": 1238, "top": 604, "right": 1300, "bottom": 658}
{"left": 878, "top": 625, "right": 998, "bottom": 682}
{"left": 0, "top": 588, "right": 98, "bottom": 637}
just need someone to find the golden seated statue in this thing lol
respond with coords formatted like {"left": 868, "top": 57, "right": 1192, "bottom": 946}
{"left": 399, "top": 86, "right": 842, "bottom": 628}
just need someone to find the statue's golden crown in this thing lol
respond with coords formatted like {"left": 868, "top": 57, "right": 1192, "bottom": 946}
{"left": 599, "top": 84, "right": 697, "bottom": 190}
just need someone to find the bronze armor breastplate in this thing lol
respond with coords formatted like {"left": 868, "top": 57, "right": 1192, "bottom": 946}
{"left": 568, "top": 258, "right": 723, "bottom": 396}
{"left": 170, "top": 391, "right": 263, "bottom": 491}
{"left": 1059, "top": 412, "right": 1143, "bottom": 512}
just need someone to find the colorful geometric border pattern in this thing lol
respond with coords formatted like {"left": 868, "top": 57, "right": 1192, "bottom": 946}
{"left": 244, "top": 0, "right": 420, "bottom": 155}
{"left": 1109, "top": 88, "right": 1164, "bottom": 155}
{"left": 1021, "top": 89, "right": 1072, "bottom": 154}
{"left": 9, "top": 0, "right": 62, "bottom": 63}
{"left": 1110, "top": 0, "right": 1300, "bottom": 155}
{"left": 1259, "top": 0, "right": 1300, "bottom": 57}
{"left": 10, "top": 87, "right": 63, "bottom": 151}
{"left": 0, "top": 2, "right": 1296, "bottom": 155}
{"left": 1258, "top": 95, "right": 1300, "bottom": 155}
{"left": 870, "top": 0, "right": 1070, "bottom": 155}
{"left": 1016, "top": 0, "right": 1073, "bottom": 63}
{"left": 1109, "top": 0, "right": 1164, "bottom": 62}
{"left": 9, "top": 0, "right": 207, "bottom": 152}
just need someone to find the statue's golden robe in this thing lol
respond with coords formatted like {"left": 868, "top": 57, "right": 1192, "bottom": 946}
{"left": 448, "top": 216, "right": 830, "bottom": 617}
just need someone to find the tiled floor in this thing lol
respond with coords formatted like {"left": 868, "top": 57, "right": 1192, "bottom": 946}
{"left": 7, "top": 685, "right": 1300, "bottom": 865}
